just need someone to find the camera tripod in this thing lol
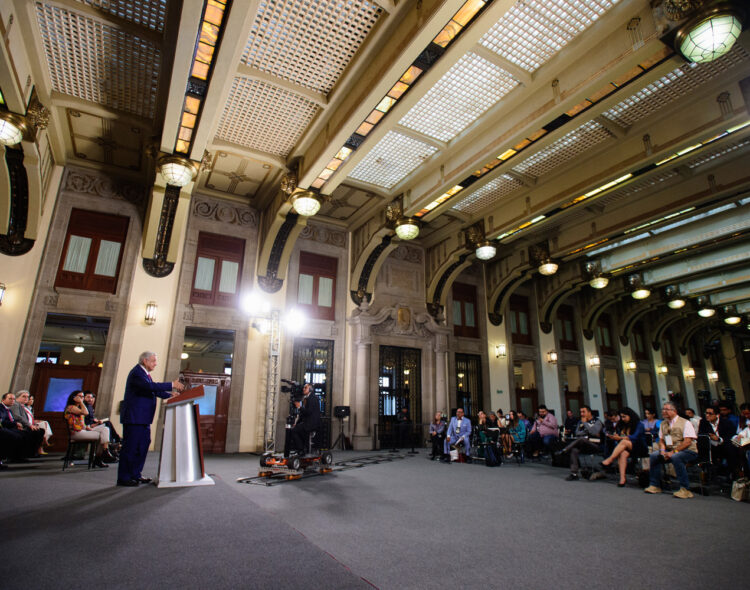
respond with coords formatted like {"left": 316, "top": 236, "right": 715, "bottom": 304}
{"left": 332, "top": 415, "right": 347, "bottom": 450}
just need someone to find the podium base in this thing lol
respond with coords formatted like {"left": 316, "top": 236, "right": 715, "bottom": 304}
{"left": 157, "top": 474, "right": 215, "bottom": 488}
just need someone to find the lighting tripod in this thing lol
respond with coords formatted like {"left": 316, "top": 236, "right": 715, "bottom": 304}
{"left": 332, "top": 415, "right": 347, "bottom": 450}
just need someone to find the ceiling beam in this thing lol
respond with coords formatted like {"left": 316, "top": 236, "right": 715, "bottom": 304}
{"left": 236, "top": 63, "right": 328, "bottom": 107}
{"left": 471, "top": 43, "right": 533, "bottom": 86}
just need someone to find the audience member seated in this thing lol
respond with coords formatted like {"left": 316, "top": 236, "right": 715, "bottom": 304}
{"left": 505, "top": 411, "right": 526, "bottom": 459}
{"left": 474, "top": 411, "right": 490, "bottom": 458}
{"left": 517, "top": 411, "right": 532, "bottom": 434}
{"left": 429, "top": 412, "right": 446, "bottom": 460}
{"left": 11, "top": 390, "right": 49, "bottom": 456}
{"left": 561, "top": 406, "right": 603, "bottom": 481}
{"left": 22, "top": 392, "right": 53, "bottom": 450}
{"left": 527, "top": 405, "right": 558, "bottom": 459}
{"left": 443, "top": 408, "right": 471, "bottom": 463}
{"left": 697, "top": 406, "right": 737, "bottom": 476}
{"left": 644, "top": 402, "right": 698, "bottom": 499}
{"left": 83, "top": 391, "right": 122, "bottom": 447}
{"left": 685, "top": 408, "right": 701, "bottom": 432}
{"left": 717, "top": 400, "right": 739, "bottom": 432}
{"left": 600, "top": 407, "right": 647, "bottom": 487}
{"left": 0, "top": 392, "right": 44, "bottom": 461}
{"left": 731, "top": 403, "right": 750, "bottom": 474}
{"left": 563, "top": 409, "right": 578, "bottom": 437}
{"left": 603, "top": 411, "right": 620, "bottom": 455}
{"left": 641, "top": 408, "right": 661, "bottom": 446}
{"left": 495, "top": 409, "right": 507, "bottom": 428}
{"left": 63, "top": 390, "right": 112, "bottom": 468}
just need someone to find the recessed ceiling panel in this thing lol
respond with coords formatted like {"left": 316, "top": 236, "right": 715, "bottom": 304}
{"left": 216, "top": 77, "right": 320, "bottom": 157}
{"left": 398, "top": 52, "right": 518, "bottom": 142}
{"left": 203, "top": 150, "right": 273, "bottom": 198}
{"left": 479, "top": 0, "right": 620, "bottom": 73}
{"left": 348, "top": 131, "right": 439, "bottom": 189}
{"left": 241, "top": 0, "right": 382, "bottom": 94}
{"left": 452, "top": 174, "right": 523, "bottom": 214}
{"left": 604, "top": 45, "right": 750, "bottom": 127}
{"left": 36, "top": 2, "right": 161, "bottom": 119}
{"left": 513, "top": 120, "right": 612, "bottom": 177}
{"left": 75, "top": 0, "right": 167, "bottom": 32}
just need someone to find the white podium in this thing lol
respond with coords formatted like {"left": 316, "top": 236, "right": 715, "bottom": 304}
{"left": 157, "top": 385, "right": 214, "bottom": 488}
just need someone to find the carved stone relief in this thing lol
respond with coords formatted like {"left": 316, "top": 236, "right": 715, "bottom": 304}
{"left": 192, "top": 195, "right": 259, "bottom": 227}
{"left": 298, "top": 223, "right": 346, "bottom": 248}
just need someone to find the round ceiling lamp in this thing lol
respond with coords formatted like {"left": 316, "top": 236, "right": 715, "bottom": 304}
{"left": 475, "top": 241, "right": 496, "bottom": 260}
{"left": 589, "top": 276, "right": 609, "bottom": 289}
{"left": 73, "top": 338, "right": 85, "bottom": 354}
{"left": 631, "top": 288, "right": 651, "bottom": 300}
{"left": 291, "top": 190, "right": 322, "bottom": 216}
{"left": 698, "top": 307, "right": 715, "bottom": 318}
{"left": 724, "top": 315, "right": 741, "bottom": 325}
{"left": 667, "top": 298, "right": 686, "bottom": 309}
{"left": 158, "top": 155, "right": 197, "bottom": 187}
{"left": 0, "top": 112, "right": 26, "bottom": 146}
{"left": 395, "top": 218, "right": 419, "bottom": 240}
{"left": 676, "top": 9, "right": 744, "bottom": 64}
{"left": 538, "top": 260, "right": 558, "bottom": 276}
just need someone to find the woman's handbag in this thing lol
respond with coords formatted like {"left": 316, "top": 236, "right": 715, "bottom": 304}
{"left": 730, "top": 478, "right": 749, "bottom": 502}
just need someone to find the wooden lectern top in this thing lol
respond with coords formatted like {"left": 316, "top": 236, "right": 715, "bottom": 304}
{"left": 165, "top": 384, "right": 205, "bottom": 405}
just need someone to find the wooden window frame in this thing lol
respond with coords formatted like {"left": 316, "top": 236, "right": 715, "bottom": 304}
{"left": 509, "top": 294, "right": 532, "bottom": 345}
{"left": 55, "top": 208, "right": 129, "bottom": 294}
{"left": 452, "top": 282, "right": 479, "bottom": 338}
{"left": 189, "top": 232, "right": 245, "bottom": 307}
{"left": 297, "top": 251, "right": 337, "bottom": 321}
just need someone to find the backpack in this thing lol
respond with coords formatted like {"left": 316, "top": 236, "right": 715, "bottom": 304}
{"left": 484, "top": 442, "right": 500, "bottom": 467}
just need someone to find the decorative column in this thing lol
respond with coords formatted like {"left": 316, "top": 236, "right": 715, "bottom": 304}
{"left": 353, "top": 338, "right": 371, "bottom": 443}
{"left": 619, "top": 340, "right": 641, "bottom": 413}
{"left": 435, "top": 333, "right": 449, "bottom": 414}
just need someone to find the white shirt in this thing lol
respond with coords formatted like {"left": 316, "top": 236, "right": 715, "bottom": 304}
{"left": 670, "top": 415, "right": 696, "bottom": 439}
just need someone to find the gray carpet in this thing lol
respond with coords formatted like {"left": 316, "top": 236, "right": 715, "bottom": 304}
{"left": 2, "top": 451, "right": 748, "bottom": 590}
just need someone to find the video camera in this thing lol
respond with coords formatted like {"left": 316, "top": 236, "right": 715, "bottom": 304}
{"left": 281, "top": 379, "right": 304, "bottom": 402}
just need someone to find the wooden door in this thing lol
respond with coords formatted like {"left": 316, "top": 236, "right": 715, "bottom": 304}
{"left": 180, "top": 372, "right": 231, "bottom": 453}
{"left": 514, "top": 387, "right": 538, "bottom": 418}
{"left": 564, "top": 388, "right": 584, "bottom": 413}
{"left": 30, "top": 363, "right": 102, "bottom": 452}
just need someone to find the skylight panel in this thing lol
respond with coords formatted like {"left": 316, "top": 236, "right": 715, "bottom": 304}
{"left": 349, "top": 131, "right": 439, "bottom": 189}
{"left": 479, "top": 0, "right": 620, "bottom": 73}
{"left": 398, "top": 52, "right": 517, "bottom": 142}
{"left": 452, "top": 174, "right": 524, "bottom": 214}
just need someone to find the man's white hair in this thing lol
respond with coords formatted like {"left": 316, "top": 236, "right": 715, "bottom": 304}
{"left": 139, "top": 351, "right": 157, "bottom": 365}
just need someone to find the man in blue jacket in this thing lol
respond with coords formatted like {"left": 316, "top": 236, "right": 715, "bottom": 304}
{"left": 116, "top": 351, "right": 183, "bottom": 487}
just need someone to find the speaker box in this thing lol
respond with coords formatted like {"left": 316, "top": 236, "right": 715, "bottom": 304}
{"left": 334, "top": 405, "right": 350, "bottom": 418}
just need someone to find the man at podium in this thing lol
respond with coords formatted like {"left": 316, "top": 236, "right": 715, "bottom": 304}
{"left": 116, "top": 351, "right": 183, "bottom": 487}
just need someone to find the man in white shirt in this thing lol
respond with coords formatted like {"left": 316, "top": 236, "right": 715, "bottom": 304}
{"left": 644, "top": 402, "right": 698, "bottom": 498}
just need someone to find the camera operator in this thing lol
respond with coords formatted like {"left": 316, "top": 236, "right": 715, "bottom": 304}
{"left": 289, "top": 383, "right": 321, "bottom": 457}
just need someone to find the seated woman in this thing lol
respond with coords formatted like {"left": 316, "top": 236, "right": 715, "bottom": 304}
{"left": 26, "top": 394, "right": 53, "bottom": 449}
{"left": 505, "top": 410, "right": 526, "bottom": 458}
{"left": 63, "top": 390, "right": 112, "bottom": 468}
{"left": 12, "top": 390, "right": 51, "bottom": 455}
{"left": 641, "top": 408, "right": 661, "bottom": 448}
{"left": 429, "top": 412, "right": 446, "bottom": 460}
{"left": 601, "top": 407, "right": 647, "bottom": 487}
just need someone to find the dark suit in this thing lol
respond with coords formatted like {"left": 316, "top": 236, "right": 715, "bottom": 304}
{"left": 698, "top": 416, "right": 738, "bottom": 471}
{"left": 0, "top": 404, "right": 41, "bottom": 458}
{"left": 117, "top": 364, "right": 173, "bottom": 483}
{"left": 290, "top": 392, "right": 321, "bottom": 453}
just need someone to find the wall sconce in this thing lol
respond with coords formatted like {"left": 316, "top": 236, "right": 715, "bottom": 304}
{"left": 530, "top": 242, "right": 558, "bottom": 276}
{"left": 685, "top": 367, "right": 696, "bottom": 379}
{"left": 708, "top": 370, "right": 719, "bottom": 381}
{"left": 585, "top": 261, "right": 609, "bottom": 289}
{"left": 145, "top": 301, "right": 158, "bottom": 325}
{"left": 658, "top": 365, "right": 668, "bottom": 375}
{"left": 158, "top": 154, "right": 198, "bottom": 187}
{"left": 665, "top": 285, "right": 685, "bottom": 309}
{"left": 546, "top": 350, "right": 558, "bottom": 364}
{"left": 589, "top": 354, "right": 600, "bottom": 368}
{"left": 465, "top": 222, "right": 495, "bottom": 260}
{"left": 628, "top": 274, "right": 650, "bottom": 299}
{"left": 0, "top": 111, "right": 28, "bottom": 146}
{"left": 495, "top": 343, "right": 507, "bottom": 358}
{"left": 386, "top": 198, "right": 419, "bottom": 240}
{"left": 181, "top": 352, "right": 189, "bottom": 360}
{"left": 696, "top": 295, "right": 715, "bottom": 318}
{"left": 625, "top": 360, "right": 637, "bottom": 371}
{"left": 0, "top": 282, "right": 5, "bottom": 306}
{"left": 723, "top": 305, "right": 741, "bottom": 325}
{"left": 675, "top": 4, "right": 744, "bottom": 64}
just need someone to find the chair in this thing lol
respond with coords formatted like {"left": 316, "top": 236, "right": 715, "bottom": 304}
{"left": 62, "top": 421, "right": 97, "bottom": 471}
